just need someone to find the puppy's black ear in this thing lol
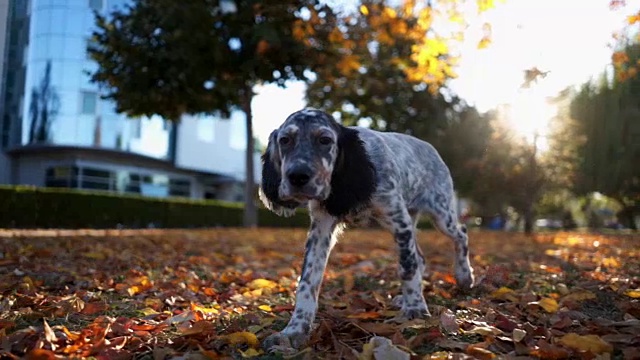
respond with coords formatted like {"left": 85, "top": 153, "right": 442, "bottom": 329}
{"left": 259, "top": 130, "right": 301, "bottom": 217}
{"left": 323, "top": 126, "right": 377, "bottom": 218}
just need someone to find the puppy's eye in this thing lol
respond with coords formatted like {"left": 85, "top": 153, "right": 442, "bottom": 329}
{"left": 318, "top": 136, "right": 333, "bottom": 145}
{"left": 279, "top": 136, "right": 291, "bottom": 146}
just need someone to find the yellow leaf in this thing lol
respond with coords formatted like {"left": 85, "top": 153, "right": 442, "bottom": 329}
{"left": 191, "top": 303, "right": 219, "bottom": 316}
{"left": 258, "top": 304, "right": 272, "bottom": 312}
{"left": 358, "top": 340, "right": 375, "bottom": 360}
{"left": 627, "top": 14, "right": 640, "bottom": 25}
{"left": 218, "top": 331, "right": 259, "bottom": 348}
{"left": 624, "top": 289, "right": 640, "bottom": 298}
{"left": 601, "top": 257, "right": 620, "bottom": 268}
{"left": 84, "top": 252, "right": 105, "bottom": 260}
{"left": 557, "top": 333, "right": 613, "bottom": 354}
{"left": 240, "top": 348, "right": 262, "bottom": 358}
{"left": 478, "top": 0, "right": 495, "bottom": 13}
{"left": 247, "top": 278, "right": 277, "bottom": 290}
{"left": 127, "top": 285, "right": 141, "bottom": 296}
{"left": 490, "top": 287, "right": 518, "bottom": 302}
{"left": 360, "top": 4, "right": 369, "bottom": 15}
{"left": 533, "top": 297, "right": 559, "bottom": 313}
{"left": 139, "top": 307, "right": 158, "bottom": 316}
{"left": 477, "top": 37, "right": 491, "bottom": 49}
{"left": 560, "top": 290, "right": 596, "bottom": 304}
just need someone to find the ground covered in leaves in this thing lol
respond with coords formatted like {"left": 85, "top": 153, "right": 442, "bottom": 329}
{"left": 0, "top": 228, "right": 639, "bottom": 359}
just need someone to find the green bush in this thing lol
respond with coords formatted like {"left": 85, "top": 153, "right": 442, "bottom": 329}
{"left": 0, "top": 185, "right": 310, "bottom": 229}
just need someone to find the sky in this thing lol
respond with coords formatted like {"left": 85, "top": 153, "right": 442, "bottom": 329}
{"left": 249, "top": 0, "right": 635, "bottom": 147}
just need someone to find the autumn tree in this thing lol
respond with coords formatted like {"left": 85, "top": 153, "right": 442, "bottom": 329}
{"left": 306, "top": 0, "right": 496, "bottom": 134}
{"left": 88, "top": 0, "right": 336, "bottom": 227}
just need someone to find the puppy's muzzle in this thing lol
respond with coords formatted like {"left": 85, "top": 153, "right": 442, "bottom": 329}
{"left": 287, "top": 165, "right": 312, "bottom": 188}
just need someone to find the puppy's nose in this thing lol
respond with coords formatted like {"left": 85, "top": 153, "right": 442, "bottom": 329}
{"left": 287, "top": 166, "right": 312, "bottom": 187}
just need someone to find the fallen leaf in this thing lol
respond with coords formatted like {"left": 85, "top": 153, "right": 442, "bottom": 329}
{"left": 217, "top": 331, "right": 259, "bottom": 348}
{"left": 624, "top": 289, "right": 640, "bottom": 298}
{"left": 356, "top": 322, "right": 398, "bottom": 336}
{"left": 358, "top": 336, "right": 410, "bottom": 360}
{"left": 344, "top": 273, "right": 355, "bottom": 292}
{"left": 560, "top": 289, "right": 596, "bottom": 304}
{"left": 467, "top": 345, "right": 496, "bottom": 359}
{"left": 465, "top": 325, "right": 503, "bottom": 336}
{"left": 557, "top": 333, "right": 613, "bottom": 354}
{"left": 440, "top": 309, "right": 459, "bottom": 334}
{"left": 247, "top": 278, "right": 277, "bottom": 290}
{"left": 530, "top": 297, "right": 559, "bottom": 313}
{"left": 512, "top": 328, "right": 527, "bottom": 342}
{"left": 347, "top": 311, "right": 382, "bottom": 320}
{"left": 490, "top": 287, "right": 518, "bottom": 302}
{"left": 24, "top": 348, "right": 56, "bottom": 360}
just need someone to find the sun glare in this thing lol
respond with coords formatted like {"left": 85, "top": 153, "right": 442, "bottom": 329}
{"left": 503, "top": 93, "right": 555, "bottom": 153}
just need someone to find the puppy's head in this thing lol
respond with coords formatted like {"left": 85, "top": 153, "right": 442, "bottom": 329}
{"left": 259, "top": 108, "right": 376, "bottom": 218}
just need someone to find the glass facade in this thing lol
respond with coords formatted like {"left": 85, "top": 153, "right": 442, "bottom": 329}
{"left": 2, "top": 0, "right": 174, "bottom": 160}
{"left": 44, "top": 164, "right": 192, "bottom": 197}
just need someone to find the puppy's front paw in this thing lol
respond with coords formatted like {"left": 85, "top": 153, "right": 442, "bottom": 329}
{"left": 455, "top": 265, "right": 475, "bottom": 290}
{"left": 401, "top": 305, "right": 431, "bottom": 320}
{"left": 262, "top": 331, "right": 308, "bottom": 354}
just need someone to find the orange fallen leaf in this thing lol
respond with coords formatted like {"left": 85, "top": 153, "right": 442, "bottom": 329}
{"left": 81, "top": 302, "right": 108, "bottom": 315}
{"left": 467, "top": 346, "right": 496, "bottom": 359}
{"left": 347, "top": 311, "right": 382, "bottom": 320}
{"left": 557, "top": 333, "right": 613, "bottom": 354}
{"left": 24, "top": 348, "right": 56, "bottom": 360}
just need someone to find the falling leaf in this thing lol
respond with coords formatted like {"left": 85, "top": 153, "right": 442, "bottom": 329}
{"left": 258, "top": 304, "right": 272, "bottom": 312}
{"left": 557, "top": 333, "right": 613, "bottom": 354}
{"left": 360, "top": 4, "right": 369, "bottom": 15}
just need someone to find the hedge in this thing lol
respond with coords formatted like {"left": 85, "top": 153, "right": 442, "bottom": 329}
{"left": 0, "top": 185, "right": 310, "bottom": 229}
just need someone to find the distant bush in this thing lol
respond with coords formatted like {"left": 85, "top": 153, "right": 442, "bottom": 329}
{"left": 0, "top": 185, "right": 310, "bottom": 229}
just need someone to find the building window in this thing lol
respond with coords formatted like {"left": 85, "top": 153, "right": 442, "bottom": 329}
{"left": 81, "top": 91, "right": 97, "bottom": 114}
{"left": 81, "top": 167, "right": 113, "bottom": 190}
{"left": 89, "top": 0, "right": 103, "bottom": 11}
{"left": 45, "top": 166, "right": 80, "bottom": 188}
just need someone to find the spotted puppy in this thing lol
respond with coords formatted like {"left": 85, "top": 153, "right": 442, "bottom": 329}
{"left": 259, "top": 108, "right": 474, "bottom": 351}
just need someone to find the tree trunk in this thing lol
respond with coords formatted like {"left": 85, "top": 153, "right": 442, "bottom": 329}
{"left": 242, "top": 87, "right": 258, "bottom": 228}
{"left": 523, "top": 208, "right": 534, "bottom": 235}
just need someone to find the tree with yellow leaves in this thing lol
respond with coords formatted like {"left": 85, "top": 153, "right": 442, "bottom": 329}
{"left": 304, "top": 0, "right": 497, "bottom": 134}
